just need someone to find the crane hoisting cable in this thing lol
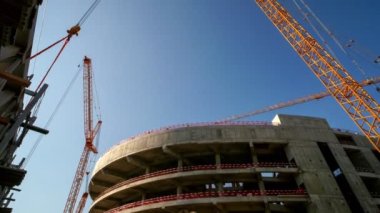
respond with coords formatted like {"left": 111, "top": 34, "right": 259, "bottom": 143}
{"left": 292, "top": 0, "right": 378, "bottom": 91}
{"left": 78, "top": 0, "right": 101, "bottom": 27}
{"left": 28, "top": 0, "right": 101, "bottom": 61}
{"left": 23, "top": 66, "right": 82, "bottom": 168}
{"left": 26, "top": 0, "right": 101, "bottom": 92}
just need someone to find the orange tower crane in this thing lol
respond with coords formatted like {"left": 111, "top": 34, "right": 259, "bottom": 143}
{"left": 63, "top": 56, "right": 102, "bottom": 213}
{"left": 254, "top": 0, "right": 380, "bottom": 152}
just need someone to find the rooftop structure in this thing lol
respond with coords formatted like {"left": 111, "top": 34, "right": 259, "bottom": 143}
{"left": 89, "top": 114, "right": 380, "bottom": 213}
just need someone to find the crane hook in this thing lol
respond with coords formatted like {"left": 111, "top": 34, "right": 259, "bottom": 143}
{"left": 67, "top": 24, "right": 81, "bottom": 39}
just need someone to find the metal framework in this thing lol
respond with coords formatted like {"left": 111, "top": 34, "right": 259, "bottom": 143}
{"left": 63, "top": 57, "right": 102, "bottom": 213}
{"left": 0, "top": 84, "right": 48, "bottom": 208}
{"left": 254, "top": 0, "right": 380, "bottom": 152}
{"left": 75, "top": 191, "right": 89, "bottom": 213}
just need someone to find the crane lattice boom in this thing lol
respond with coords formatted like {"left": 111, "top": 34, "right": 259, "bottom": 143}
{"left": 254, "top": 0, "right": 380, "bottom": 152}
{"left": 220, "top": 77, "right": 380, "bottom": 122}
{"left": 83, "top": 56, "right": 98, "bottom": 153}
{"left": 63, "top": 147, "right": 91, "bottom": 213}
{"left": 75, "top": 192, "right": 89, "bottom": 213}
{"left": 64, "top": 57, "right": 102, "bottom": 213}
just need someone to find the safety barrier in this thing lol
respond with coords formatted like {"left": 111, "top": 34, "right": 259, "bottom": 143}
{"left": 107, "top": 121, "right": 279, "bottom": 150}
{"left": 105, "top": 189, "right": 307, "bottom": 213}
{"left": 97, "top": 121, "right": 281, "bottom": 174}
{"left": 128, "top": 121, "right": 278, "bottom": 140}
{"left": 95, "top": 162, "right": 297, "bottom": 200}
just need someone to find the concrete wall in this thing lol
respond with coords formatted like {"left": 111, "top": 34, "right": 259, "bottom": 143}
{"left": 90, "top": 114, "right": 380, "bottom": 213}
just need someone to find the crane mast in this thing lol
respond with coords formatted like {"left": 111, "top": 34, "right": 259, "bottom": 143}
{"left": 83, "top": 56, "right": 99, "bottom": 154}
{"left": 75, "top": 172, "right": 90, "bottom": 213}
{"left": 75, "top": 192, "right": 89, "bottom": 213}
{"left": 254, "top": 0, "right": 380, "bottom": 152}
{"left": 63, "top": 57, "right": 102, "bottom": 213}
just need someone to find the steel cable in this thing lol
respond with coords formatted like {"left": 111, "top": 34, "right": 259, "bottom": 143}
{"left": 23, "top": 65, "right": 82, "bottom": 168}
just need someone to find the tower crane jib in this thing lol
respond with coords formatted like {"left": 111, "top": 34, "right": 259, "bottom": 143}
{"left": 254, "top": 0, "right": 380, "bottom": 152}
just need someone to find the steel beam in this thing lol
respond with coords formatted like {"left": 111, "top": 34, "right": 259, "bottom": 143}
{"left": 0, "top": 58, "right": 26, "bottom": 90}
{"left": 0, "top": 71, "right": 30, "bottom": 87}
{"left": 0, "top": 84, "right": 48, "bottom": 159}
{"left": 213, "top": 203, "right": 226, "bottom": 213}
{"left": 126, "top": 156, "right": 149, "bottom": 169}
{"left": 24, "top": 89, "right": 36, "bottom": 96}
{"left": 101, "top": 168, "right": 125, "bottom": 179}
{"left": 20, "top": 122, "right": 49, "bottom": 134}
{"left": 162, "top": 145, "right": 191, "bottom": 165}
{"left": 91, "top": 179, "right": 113, "bottom": 188}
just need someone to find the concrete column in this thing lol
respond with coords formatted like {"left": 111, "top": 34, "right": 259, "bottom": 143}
{"left": 250, "top": 142, "right": 265, "bottom": 190}
{"left": 213, "top": 203, "right": 226, "bottom": 213}
{"left": 141, "top": 192, "right": 146, "bottom": 201}
{"left": 178, "top": 159, "right": 183, "bottom": 169}
{"left": 217, "top": 182, "right": 223, "bottom": 195}
{"left": 163, "top": 145, "right": 190, "bottom": 167}
{"left": 361, "top": 149, "right": 380, "bottom": 174}
{"left": 252, "top": 155, "right": 266, "bottom": 193}
{"left": 177, "top": 184, "right": 182, "bottom": 196}
{"left": 215, "top": 152, "right": 221, "bottom": 169}
{"left": 145, "top": 167, "right": 150, "bottom": 174}
{"left": 250, "top": 142, "right": 270, "bottom": 213}
{"left": 126, "top": 156, "right": 149, "bottom": 171}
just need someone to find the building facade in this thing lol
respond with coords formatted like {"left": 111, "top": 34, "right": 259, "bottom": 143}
{"left": 89, "top": 114, "right": 380, "bottom": 213}
{"left": 0, "top": 0, "right": 44, "bottom": 211}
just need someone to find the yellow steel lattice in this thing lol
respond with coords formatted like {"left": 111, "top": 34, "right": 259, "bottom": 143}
{"left": 254, "top": 0, "right": 380, "bottom": 152}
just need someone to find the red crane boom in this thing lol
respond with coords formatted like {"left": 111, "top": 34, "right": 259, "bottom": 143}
{"left": 63, "top": 57, "right": 102, "bottom": 213}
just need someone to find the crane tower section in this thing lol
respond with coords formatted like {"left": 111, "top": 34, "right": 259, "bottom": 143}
{"left": 254, "top": 0, "right": 380, "bottom": 152}
{"left": 83, "top": 56, "right": 97, "bottom": 153}
{"left": 64, "top": 57, "right": 102, "bottom": 213}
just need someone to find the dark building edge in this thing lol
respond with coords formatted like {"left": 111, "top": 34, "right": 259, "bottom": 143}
{"left": 0, "top": 0, "right": 43, "bottom": 211}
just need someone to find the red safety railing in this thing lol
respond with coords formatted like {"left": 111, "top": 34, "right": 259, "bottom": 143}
{"left": 95, "top": 162, "right": 297, "bottom": 200}
{"left": 104, "top": 189, "right": 307, "bottom": 213}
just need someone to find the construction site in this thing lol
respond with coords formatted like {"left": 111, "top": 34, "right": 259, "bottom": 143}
{"left": 0, "top": 0, "right": 379, "bottom": 213}
{"left": 89, "top": 115, "right": 380, "bottom": 212}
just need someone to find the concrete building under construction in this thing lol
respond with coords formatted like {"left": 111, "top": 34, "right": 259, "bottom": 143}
{"left": 89, "top": 114, "right": 380, "bottom": 213}
{"left": 0, "top": 0, "right": 46, "bottom": 211}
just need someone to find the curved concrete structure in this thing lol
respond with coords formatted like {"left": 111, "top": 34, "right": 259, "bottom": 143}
{"left": 89, "top": 115, "right": 380, "bottom": 213}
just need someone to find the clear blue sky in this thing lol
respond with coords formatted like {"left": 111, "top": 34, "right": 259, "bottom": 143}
{"left": 13, "top": 0, "right": 380, "bottom": 212}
